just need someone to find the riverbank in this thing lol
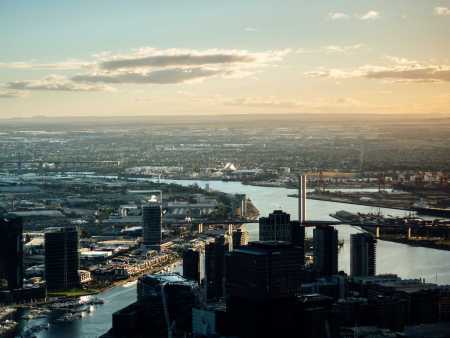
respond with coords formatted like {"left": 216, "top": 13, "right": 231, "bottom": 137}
{"left": 106, "top": 257, "right": 181, "bottom": 289}
{"left": 123, "top": 174, "right": 384, "bottom": 191}
{"left": 308, "top": 194, "right": 411, "bottom": 211}
{"left": 288, "top": 192, "right": 413, "bottom": 211}
{"left": 244, "top": 180, "right": 386, "bottom": 190}
{"left": 48, "top": 289, "right": 100, "bottom": 298}
{"left": 86, "top": 255, "right": 181, "bottom": 295}
{"left": 360, "top": 227, "right": 450, "bottom": 252}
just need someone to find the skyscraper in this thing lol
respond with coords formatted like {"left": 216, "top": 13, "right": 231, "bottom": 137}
{"left": 232, "top": 227, "right": 249, "bottom": 249}
{"left": 45, "top": 226, "right": 80, "bottom": 291}
{"left": 183, "top": 248, "right": 204, "bottom": 284}
{"left": 111, "top": 273, "right": 200, "bottom": 338}
{"left": 226, "top": 241, "right": 303, "bottom": 300}
{"left": 259, "top": 210, "right": 291, "bottom": 241}
{"left": 205, "top": 235, "right": 231, "bottom": 299}
{"left": 225, "top": 242, "right": 304, "bottom": 337}
{"left": 290, "top": 221, "right": 305, "bottom": 266}
{"left": 350, "top": 233, "right": 376, "bottom": 277}
{"left": 313, "top": 226, "right": 338, "bottom": 276}
{"left": 0, "top": 216, "right": 23, "bottom": 290}
{"left": 142, "top": 202, "right": 162, "bottom": 251}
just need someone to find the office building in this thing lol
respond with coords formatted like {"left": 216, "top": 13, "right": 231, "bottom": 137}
{"left": 235, "top": 194, "right": 247, "bottom": 217}
{"left": 313, "top": 226, "right": 338, "bottom": 276}
{"left": 182, "top": 248, "right": 204, "bottom": 284}
{"left": 350, "top": 233, "right": 377, "bottom": 277}
{"left": 226, "top": 241, "right": 303, "bottom": 301}
{"left": 45, "top": 226, "right": 80, "bottom": 291}
{"left": 259, "top": 210, "right": 291, "bottom": 241}
{"left": 142, "top": 202, "right": 162, "bottom": 251}
{"left": 0, "top": 216, "right": 23, "bottom": 290}
{"left": 205, "top": 235, "right": 231, "bottom": 299}
{"left": 110, "top": 273, "right": 199, "bottom": 338}
{"left": 192, "top": 303, "right": 227, "bottom": 337}
{"left": 225, "top": 241, "right": 304, "bottom": 337}
{"left": 259, "top": 210, "right": 305, "bottom": 266}
{"left": 290, "top": 220, "right": 305, "bottom": 266}
{"left": 232, "top": 226, "right": 249, "bottom": 249}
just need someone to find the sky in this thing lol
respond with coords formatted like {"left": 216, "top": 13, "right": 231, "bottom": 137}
{"left": 1, "top": 0, "right": 450, "bottom": 118}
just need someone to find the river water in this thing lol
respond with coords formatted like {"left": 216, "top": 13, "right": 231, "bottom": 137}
{"left": 16, "top": 179, "right": 450, "bottom": 338}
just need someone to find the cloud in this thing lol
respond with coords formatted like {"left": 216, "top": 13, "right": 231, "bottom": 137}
{"left": 365, "top": 68, "right": 450, "bottom": 82}
{"left": 328, "top": 12, "right": 350, "bottom": 20}
{"left": 100, "top": 53, "right": 253, "bottom": 70}
{"left": 323, "top": 44, "right": 364, "bottom": 54}
{"left": 72, "top": 68, "right": 223, "bottom": 84}
{"left": 296, "top": 44, "right": 364, "bottom": 55}
{"left": 435, "top": 7, "right": 450, "bottom": 16}
{"left": 97, "top": 48, "right": 285, "bottom": 70}
{"left": 329, "top": 11, "right": 379, "bottom": 21}
{"left": 0, "top": 60, "right": 93, "bottom": 70}
{"left": 5, "top": 75, "right": 114, "bottom": 92}
{"left": 359, "top": 10, "right": 380, "bottom": 20}
{"left": 305, "top": 68, "right": 364, "bottom": 79}
{"left": 71, "top": 47, "right": 289, "bottom": 85}
{"left": 305, "top": 57, "right": 450, "bottom": 83}
{"left": 0, "top": 48, "right": 290, "bottom": 91}
{"left": 0, "top": 90, "right": 25, "bottom": 98}
{"left": 244, "top": 27, "right": 258, "bottom": 32}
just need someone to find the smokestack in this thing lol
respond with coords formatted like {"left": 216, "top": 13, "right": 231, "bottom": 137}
{"left": 298, "top": 175, "right": 307, "bottom": 224}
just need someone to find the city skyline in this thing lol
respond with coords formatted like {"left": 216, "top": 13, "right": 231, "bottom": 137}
{"left": 1, "top": 0, "right": 450, "bottom": 118}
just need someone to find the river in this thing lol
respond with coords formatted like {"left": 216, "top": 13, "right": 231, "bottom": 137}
{"left": 16, "top": 178, "right": 450, "bottom": 338}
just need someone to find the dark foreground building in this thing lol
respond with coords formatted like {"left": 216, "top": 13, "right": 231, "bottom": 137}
{"left": 45, "top": 226, "right": 80, "bottom": 291}
{"left": 259, "top": 209, "right": 292, "bottom": 241}
{"left": 290, "top": 220, "right": 306, "bottom": 266}
{"left": 109, "top": 273, "right": 200, "bottom": 338}
{"left": 259, "top": 210, "right": 305, "bottom": 266}
{"left": 225, "top": 241, "right": 306, "bottom": 337}
{"left": 205, "top": 235, "right": 231, "bottom": 299}
{"left": 0, "top": 215, "right": 23, "bottom": 290}
{"left": 350, "top": 233, "right": 377, "bottom": 277}
{"left": 182, "top": 248, "right": 204, "bottom": 285}
{"left": 314, "top": 225, "right": 338, "bottom": 276}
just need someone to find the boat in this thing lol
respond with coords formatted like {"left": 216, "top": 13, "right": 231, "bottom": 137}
{"left": 412, "top": 201, "right": 450, "bottom": 217}
{"left": 54, "top": 312, "right": 82, "bottom": 323}
{"left": 20, "top": 323, "right": 50, "bottom": 338}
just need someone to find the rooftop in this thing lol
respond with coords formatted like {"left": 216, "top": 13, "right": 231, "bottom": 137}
{"left": 140, "top": 273, "right": 197, "bottom": 288}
